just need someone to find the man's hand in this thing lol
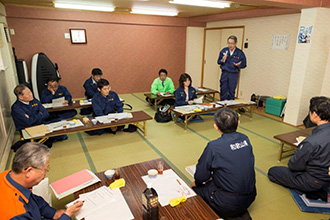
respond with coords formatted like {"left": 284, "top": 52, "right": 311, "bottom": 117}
{"left": 24, "top": 114, "right": 29, "bottom": 119}
{"left": 221, "top": 55, "right": 227, "bottom": 62}
{"left": 157, "top": 92, "right": 161, "bottom": 96}
{"left": 63, "top": 100, "right": 69, "bottom": 105}
{"left": 64, "top": 201, "right": 84, "bottom": 217}
{"left": 48, "top": 86, "right": 55, "bottom": 95}
{"left": 166, "top": 91, "right": 170, "bottom": 94}
{"left": 111, "top": 127, "right": 117, "bottom": 132}
{"left": 191, "top": 181, "right": 196, "bottom": 188}
{"left": 188, "top": 100, "right": 194, "bottom": 105}
{"left": 233, "top": 61, "right": 242, "bottom": 67}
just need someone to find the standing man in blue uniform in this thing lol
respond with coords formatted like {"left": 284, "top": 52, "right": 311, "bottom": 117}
{"left": 86, "top": 79, "right": 123, "bottom": 135}
{"left": 0, "top": 142, "right": 83, "bottom": 219}
{"left": 192, "top": 108, "right": 256, "bottom": 219}
{"left": 41, "top": 76, "right": 77, "bottom": 120}
{"left": 268, "top": 96, "right": 330, "bottom": 196}
{"left": 217, "top": 35, "right": 246, "bottom": 100}
{"left": 81, "top": 68, "right": 103, "bottom": 115}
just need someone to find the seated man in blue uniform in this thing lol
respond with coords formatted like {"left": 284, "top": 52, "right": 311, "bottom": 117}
{"left": 217, "top": 35, "right": 247, "bottom": 101}
{"left": 174, "top": 73, "right": 197, "bottom": 107}
{"left": 11, "top": 84, "right": 49, "bottom": 132}
{"left": 81, "top": 68, "right": 103, "bottom": 115}
{"left": 0, "top": 142, "right": 83, "bottom": 219}
{"left": 11, "top": 84, "right": 67, "bottom": 146}
{"left": 268, "top": 96, "right": 330, "bottom": 197}
{"left": 41, "top": 76, "right": 77, "bottom": 120}
{"left": 86, "top": 79, "right": 123, "bottom": 135}
{"left": 192, "top": 108, "right": 256, "bottom": 219}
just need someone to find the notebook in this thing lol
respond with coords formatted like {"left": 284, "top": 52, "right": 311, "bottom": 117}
{"left": 50, "top": 169, "right": 100, "bottom": 199}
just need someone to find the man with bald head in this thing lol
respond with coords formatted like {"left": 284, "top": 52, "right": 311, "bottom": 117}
{"left": 0, "top": 142, "right": 83, "bottom": 219}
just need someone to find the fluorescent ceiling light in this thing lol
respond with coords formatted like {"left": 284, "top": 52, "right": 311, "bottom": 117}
{"left": 131, "top": 9, "right": 178, "bottom": 16}
{"left": 169, "top": 0, "right": 230, "bottom": 8}
{"left": 54, "top": 2, "right": 114, "bottom": 12}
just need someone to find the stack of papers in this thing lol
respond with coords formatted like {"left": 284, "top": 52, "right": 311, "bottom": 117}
{"left": 68, "top": 186, "right": 134, "bottom": 220}
{"left": 193, "top": 96, "right": 204, "bottom": 104}
{"left": 217, "top": 100, "right": 241, "bottom": 106}
{"left": 50, "top": 169, "right": 101, "bottom": 199}
{"left": 185, "top": 165, "right": 196, "bottom": 178}
{"left": 46, "top": 119, "right": 84, "bottom": 132}
{"left": 294, "top": 136, "right": 306, "bottom": 146}
{"left": 196, "top": 88, "right": 208, "bottom": 92}
{"left": 52, "top": 97, "right": 68, "bottom": 107}
{"left": 95, "top": 113, "right": 133, "bottom": 124}
{"left": 141, "top": 169, "right": 196, "bottom": 206}
{"left": 160, "top": 92, "right": 172, "bottom": 97}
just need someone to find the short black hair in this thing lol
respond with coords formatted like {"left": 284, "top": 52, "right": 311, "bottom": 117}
{"left": 227, "top": 35, "right": 237, "bottom": 43}
{"left": 92, "top": 68, "right": 103, "bottom": 76}
{"left": 159, "top": 69, "right": 168, "bottom": 76}
{"left": 309, "top": 96, "right": 330, "bottom": 121}
{"left": 97, "top": 78, "right": 110, "bottom": 90}
{"left": 214, "top": 108, "right": 238, "bottom": 133}
{"left": 179, "top": 73, "right": 192, "bottom": 89}
{"left": 14, "top": 84, "right": 28, "bottom": 98}
{"left": 47, "top": 76, "right": 60, "bottom": 83}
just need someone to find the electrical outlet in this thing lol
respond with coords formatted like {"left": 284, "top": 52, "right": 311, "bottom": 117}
{"left": 10, "top": 29, "right": 15, "bottom": 35}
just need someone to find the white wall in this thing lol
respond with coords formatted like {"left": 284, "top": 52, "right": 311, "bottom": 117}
{"left": 185, "top": 27, "right": 204, "bottom": 88}
{"left": 186, "top": 13, "right": 301, "bottom": 100}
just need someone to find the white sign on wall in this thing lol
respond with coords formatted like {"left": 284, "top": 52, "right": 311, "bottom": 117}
{"left": 271, "top": 35, "right": 290, "bottom": 50}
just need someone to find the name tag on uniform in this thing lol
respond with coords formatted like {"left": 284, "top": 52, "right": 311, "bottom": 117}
{"left": 233, "top": 56, "right": 240, "bottom": 59}
{"left": 58, "top": 93, "right": 63, "bottom": 96}
{"left": 108, "top": 98, "right": 114, "bottom": 101}
{"left": 32, "top": 103, "right": 38, "bottom": 107}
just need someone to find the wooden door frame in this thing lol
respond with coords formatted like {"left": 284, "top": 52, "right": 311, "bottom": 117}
{"left": 201, "top": 26, "right": 245, "bottom": 99}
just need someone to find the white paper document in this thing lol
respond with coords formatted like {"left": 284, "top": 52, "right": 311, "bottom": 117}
{"left": 141, "top": 169, "right": 196, "bottom": 207}
{"left": 68, "top": 186, "right": 134, "bottom": 220}
{"left": 79, "top": 100, "right": 92, "bottom": 106}
{"left": 46, "top": 119, "right": 84, "bottom": 132}
{"left": 194, "top": 96, "right": 204, "bottom": 104}
{"left": 52, "top": 97, "right": 67, "bottom": 107}
{"left": 160, "top": 92, "right": 172, "bottom": 97}
{"left": 107, "top": 112, "right": 133, "bottom": 120}
{"left": 42, "top": 103, "right": 53, "bottom": 109}
{"left": 196, "top": 88, "right": 208, "bottom": 92}
{"left": 217, "top": 100, "right": 241, "bottom": 106}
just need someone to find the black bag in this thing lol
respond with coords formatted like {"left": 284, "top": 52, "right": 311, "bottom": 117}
{"left": 154, "top": 108, "right": 172, "bottom": 123}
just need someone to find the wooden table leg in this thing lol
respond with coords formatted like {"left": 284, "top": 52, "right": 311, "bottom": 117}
{"left": 278, "top": 142, "right": 284, "bottom": 162}
{"left": 143, "top": 121, "right": 147, "bottom": 137}
{"left": 184, "top": 115, "right": 188, "bottom": 130}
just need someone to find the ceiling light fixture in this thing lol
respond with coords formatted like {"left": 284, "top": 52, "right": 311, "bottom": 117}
{"left": 169, "top": 0, "right": 230, "bottom": 8}
{"left": 54, "top": 2, "right": 115, "bottom": 12}
{"left": 131, "top": 9, "right": 178, "bottom": 16}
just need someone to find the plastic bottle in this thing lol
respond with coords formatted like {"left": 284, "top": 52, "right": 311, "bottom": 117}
{"left": 142, "top": 182, "right": 159, "bottom": 220}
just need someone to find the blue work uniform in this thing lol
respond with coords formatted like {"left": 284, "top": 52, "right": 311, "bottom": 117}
{"left": 81, "top": 77, "right": 98, "bottom": 115}
{"left": 268, "top": 122, "right": 330, "bottom": 193}
{"left": 193, "top": 132, "right": 256, "bottom": 218}
{"left": 0, "top": 170, "right": 70, "bottom": 220}
{"left": 11, "top": 99, "right": 49, "bottom": 131}
{"left": 83, "top": 77, "right": 98, "bottom": 99}
{"left": 174, "top": 87, "right": 197, "bottom": 107}
{"left": 86, "top": 91, "right": 123, "bottom": 135}
{"left": 217, "top": 47, "right": 246, "bottom": 101}
{"left": 41, "top": 85, "right": 77, "bottom": 120}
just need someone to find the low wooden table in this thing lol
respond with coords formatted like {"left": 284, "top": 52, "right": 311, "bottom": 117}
{"left": 74, "top": 158, "right": 220, "bottom": 220}
{"left": 22, "top": 111, "right": 152, "bottom": 142}
{"left": 144, "top": 87, "right": 219, "bottom": 110}
{"left": 172, "top": 102, "right": 256, "bottom": 130}
{"left": 274, "top": 127, "right": 313, "bottom": 161}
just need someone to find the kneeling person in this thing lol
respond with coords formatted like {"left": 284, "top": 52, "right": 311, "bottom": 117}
{"left": 41, "top": 76, "right": 77, "bottom": 120}
{"left": 192, "top": 108, "right": 256, "bottom": 219}
{"left": 87, "top": 79, "right": 123, "bottom": 135}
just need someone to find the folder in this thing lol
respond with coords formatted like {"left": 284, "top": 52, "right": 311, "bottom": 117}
{"left": 50, "top": 169, "right": 101, "bottom": 199}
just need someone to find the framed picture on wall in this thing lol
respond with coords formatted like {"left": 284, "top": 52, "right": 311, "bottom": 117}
{"left": 69, "top": 29, "right": 87, "bottom": 44}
